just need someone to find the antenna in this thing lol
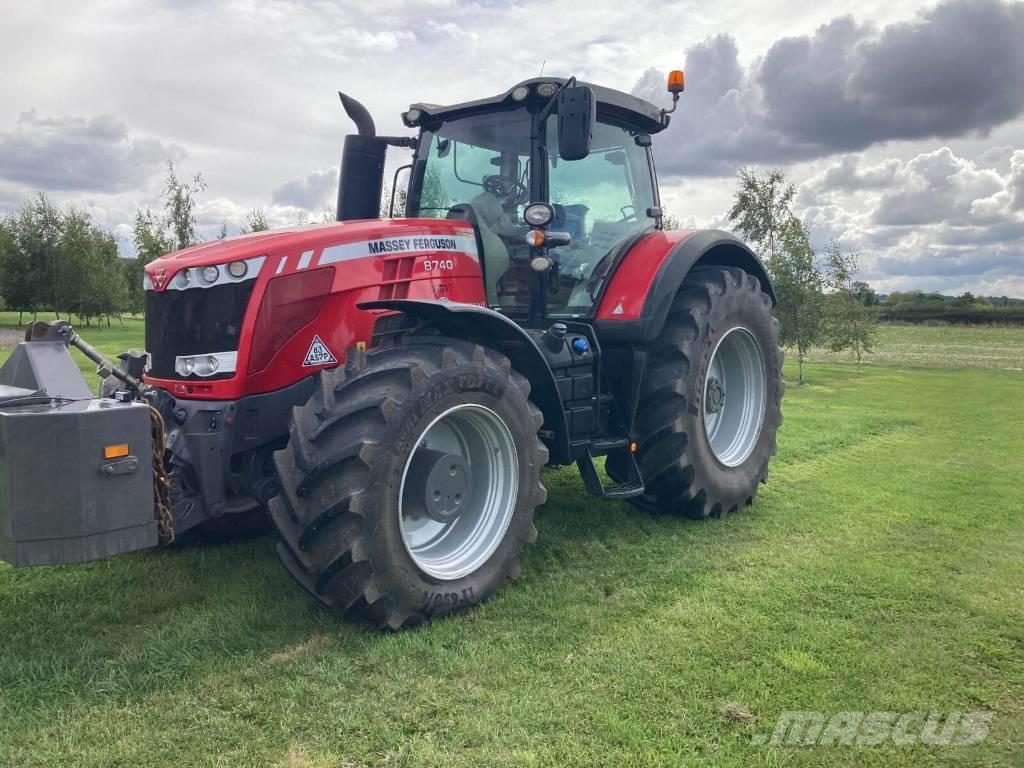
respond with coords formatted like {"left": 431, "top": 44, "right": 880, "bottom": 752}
{"left": 539, "top": 59, "right": 546, "bottom": 77}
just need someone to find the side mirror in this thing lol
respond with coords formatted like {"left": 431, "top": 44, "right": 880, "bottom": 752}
{"left": 557, "top": 85, "right": 595, "bottom": 161}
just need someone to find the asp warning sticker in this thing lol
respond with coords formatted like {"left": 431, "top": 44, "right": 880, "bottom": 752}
{"left": 302, "top": 335, "right": 337, "bottom": 367}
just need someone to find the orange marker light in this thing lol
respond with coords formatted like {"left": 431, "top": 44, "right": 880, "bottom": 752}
{"left": 667, "top": 70, "right": 685, "bottom": 94}
{"left": 630, "top": 441, "right": 638, "bottom": 453}
{"left": 104, "top": 444, "right": 129, "bottom": 459}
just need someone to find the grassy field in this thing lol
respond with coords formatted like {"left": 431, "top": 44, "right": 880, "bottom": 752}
{"left": 0, "top": 319, "right": 1022, "bottom": 766}
{"left": 805, "top": 323, "right": 1024, "bottom": 371}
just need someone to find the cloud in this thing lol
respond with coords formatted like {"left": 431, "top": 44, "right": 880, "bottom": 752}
{"left": 633, "top": 0, "right": 1024, "bottom": 176}
{"left": 796, "top": 147, "right": 1024, "bottom": 295}
{"left": 426, "top": 21, "right": 478, "bottom": 41}
{"left": 271, "top": 167, "right": 339, "bottom": 211}
{"left": 0, "top": 112, "right": 183, "bottom": 193}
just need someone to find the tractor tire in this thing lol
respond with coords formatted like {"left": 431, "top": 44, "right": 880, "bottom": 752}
{"left": 269, "top": 339, "right": 548, "bottom": 629}
{"left": 609, "top": 266, "right": 783, "bottom": 519}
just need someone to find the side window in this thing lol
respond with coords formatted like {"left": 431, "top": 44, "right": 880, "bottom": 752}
{"left": 412, "top": 116, "right": 532, "bottom": 315}
{"left": 547, "top": 120, "right": 656, "bottom": 316}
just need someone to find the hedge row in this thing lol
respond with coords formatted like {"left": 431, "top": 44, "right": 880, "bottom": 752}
{"left": 880, "top": 305, "right": 1024, "bottom": 324}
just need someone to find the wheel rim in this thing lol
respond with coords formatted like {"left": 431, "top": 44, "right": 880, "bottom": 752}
{"left": 399, "top": 404, "right": 518, "bottom": 580}
{"left": 703, "top": 327, "right": 766, "bottom": 467}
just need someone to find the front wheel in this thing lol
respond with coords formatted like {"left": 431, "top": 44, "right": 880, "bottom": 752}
{"left": 610, "top": 266, "right": 784, "bottom": 518}
{"left": 269, "top": 339, "right": 548, "bottom": 629}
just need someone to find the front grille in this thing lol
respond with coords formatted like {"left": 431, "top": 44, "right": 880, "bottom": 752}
{"left": 145, "top": 281, "right": 256, "bottom": 379}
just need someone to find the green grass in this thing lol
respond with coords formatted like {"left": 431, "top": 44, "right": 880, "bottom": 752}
{"left": 0, "top": 321, "right": 1022, "bottom": 766}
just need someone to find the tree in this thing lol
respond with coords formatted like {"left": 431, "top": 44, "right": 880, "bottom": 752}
{"left": 125, "top": 162, "right": 207, "bottom": 314}
{"left": 822, "top": 241, "right": 878, "bottom": 371}
{"left": 851, "top": 280, "right": 878, "bottom": 307}
{"left": 240, "top": 207, "right": 269, "bottom": 233}
{"left": 163, "top": 161, "right": 206, "bottom": 251}
{"left": 8, "top": 193, "right": 63, "bottom": 319}
{"left": 662, "top": 211, "right": 681, "bottom": 231}
{"left": 768, "top": 217, "right": 824, "bottom": 385}
{"left": 125, "top": 206, "right": 172, "bottom": 314}
{"left": 0, "top": 214, "right": 36, "bottom": 323}
{"left": 55, "top": 206, "right": 126, "bottom": 326}
{"left": 727, "top": 167, "right": 795, "bottom": 261}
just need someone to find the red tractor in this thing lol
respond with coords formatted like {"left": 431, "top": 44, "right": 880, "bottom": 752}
{"left": 0, "top": 75, "right": 782, "bottom": 628}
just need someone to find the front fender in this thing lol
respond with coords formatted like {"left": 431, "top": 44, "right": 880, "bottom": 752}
{"left": 359, "top": 299, "right": 570, "bottom": 464}
{"left": 594, "top": 229, "right": 775, "bottom": 343}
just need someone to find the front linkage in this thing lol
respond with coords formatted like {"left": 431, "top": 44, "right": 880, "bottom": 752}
{"left": 0, "top": 321, "right": 172, "bottom": 564}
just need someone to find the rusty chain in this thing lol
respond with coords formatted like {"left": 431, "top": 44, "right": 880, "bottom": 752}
{"left": 148, "top": 405, "right": 175, "bottom": 545}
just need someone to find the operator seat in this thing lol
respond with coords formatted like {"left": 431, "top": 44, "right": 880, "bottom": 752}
{"left": 447, "top": 192, "right": 510, "bottom": 303}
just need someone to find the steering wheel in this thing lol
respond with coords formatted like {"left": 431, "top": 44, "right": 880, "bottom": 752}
{"left": 483, "top": 175, "right": 527, "bottom": 205}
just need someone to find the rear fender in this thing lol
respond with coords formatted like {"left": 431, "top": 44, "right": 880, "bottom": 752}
{"left": 359, "top": 299, "right": 570, "bottom": 464}
{"left": 594, "top": 229, "right": 775, "bottom": 343}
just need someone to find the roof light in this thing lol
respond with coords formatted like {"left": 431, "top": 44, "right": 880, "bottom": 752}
{"left": 536, "top": 82, "right": 558, "bottom": 97}
{"left": 667, "top": 70, "right": 685, "bottom": 94}
{"left": 404, "top": 108, "right": 422, "bottom": 125}
{"left": 175, "top": 269, "right": 191, "bottom": 288}
{"left": 200, "top": 265, "right": 219, "bottom": 284}
{"left": 227, "top": 260, "right": 247, "bottom": 278}
{"left": 511, "top": 86, "right": 529, "bottom": 102}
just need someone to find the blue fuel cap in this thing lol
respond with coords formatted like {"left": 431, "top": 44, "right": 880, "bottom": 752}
{"left": 571, "top": 337, "right": 589, "bottom": 355}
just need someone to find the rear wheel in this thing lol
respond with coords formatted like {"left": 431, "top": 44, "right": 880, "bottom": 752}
{"left": 609, "top": 266, "right": 783, "bottom": 518}
{"left": 270, "top": 339, "right": 547, "bottom": 629}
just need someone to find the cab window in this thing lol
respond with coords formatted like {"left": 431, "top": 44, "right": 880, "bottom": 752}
{"left": 411, "top": 111, "right": 532, "bottom": 314}
{"left": 546, "top": 120, "right": 656, "bottom": 316}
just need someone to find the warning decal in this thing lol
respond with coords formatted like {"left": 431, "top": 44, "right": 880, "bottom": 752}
{"left": 302, "top": 335, "right": 337, "bottom": 367}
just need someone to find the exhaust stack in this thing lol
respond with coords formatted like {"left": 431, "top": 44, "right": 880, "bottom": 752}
{"left": 336, "top": 92, "right": 386, "bottom": 222}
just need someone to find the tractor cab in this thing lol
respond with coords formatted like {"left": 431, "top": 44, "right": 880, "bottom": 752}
{"left": 346, "top": 78, "right": 672, "bottom": 321}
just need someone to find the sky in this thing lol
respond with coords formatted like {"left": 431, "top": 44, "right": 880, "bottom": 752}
{"left": 0, "top": 0, "right": 1022, "bottom": 297}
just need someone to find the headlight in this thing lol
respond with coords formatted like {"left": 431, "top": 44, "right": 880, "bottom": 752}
{"left": 200, "top": 265, "right": 219, "bottom": 284}
{"left": 537, "top": 82, "right": 558, "bottom": 97}
{"left": 523, "top": 202, "right": 555, "bottom": 226}
{"left": 174, "top": 352, "right": 237, "bottom": 377}
{"left": 511, "top": 86, "right": 529, "bottom": 102}
{"left": 227, "top": 260, "right": 247, "bottom": 278}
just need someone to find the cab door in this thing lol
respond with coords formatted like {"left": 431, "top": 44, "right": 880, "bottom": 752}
{"left": 545, "top": 120, "right": 659, "bottom": 318}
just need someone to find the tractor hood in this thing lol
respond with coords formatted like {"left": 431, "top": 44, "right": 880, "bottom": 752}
{"left": 140, "top": 216, "right": 484, "bottom": 401}
{"left": 143, "top": 218, "right": 471, "bottom": 291}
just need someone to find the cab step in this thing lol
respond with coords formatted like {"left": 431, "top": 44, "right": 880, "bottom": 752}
{"left": 576, "top": 444, "right": 645, "bottom": 499}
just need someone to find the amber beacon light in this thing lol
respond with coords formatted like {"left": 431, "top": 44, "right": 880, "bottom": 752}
{"left": 667, "top": 70, "right": 685, "bottom": 93}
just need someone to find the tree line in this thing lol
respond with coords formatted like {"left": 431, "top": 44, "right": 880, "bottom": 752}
{"left": 0, "top": 162, "right": 271, "bottom": 324}
{"left": 879, "top": 291, "right": 1024, "bottom": 324}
